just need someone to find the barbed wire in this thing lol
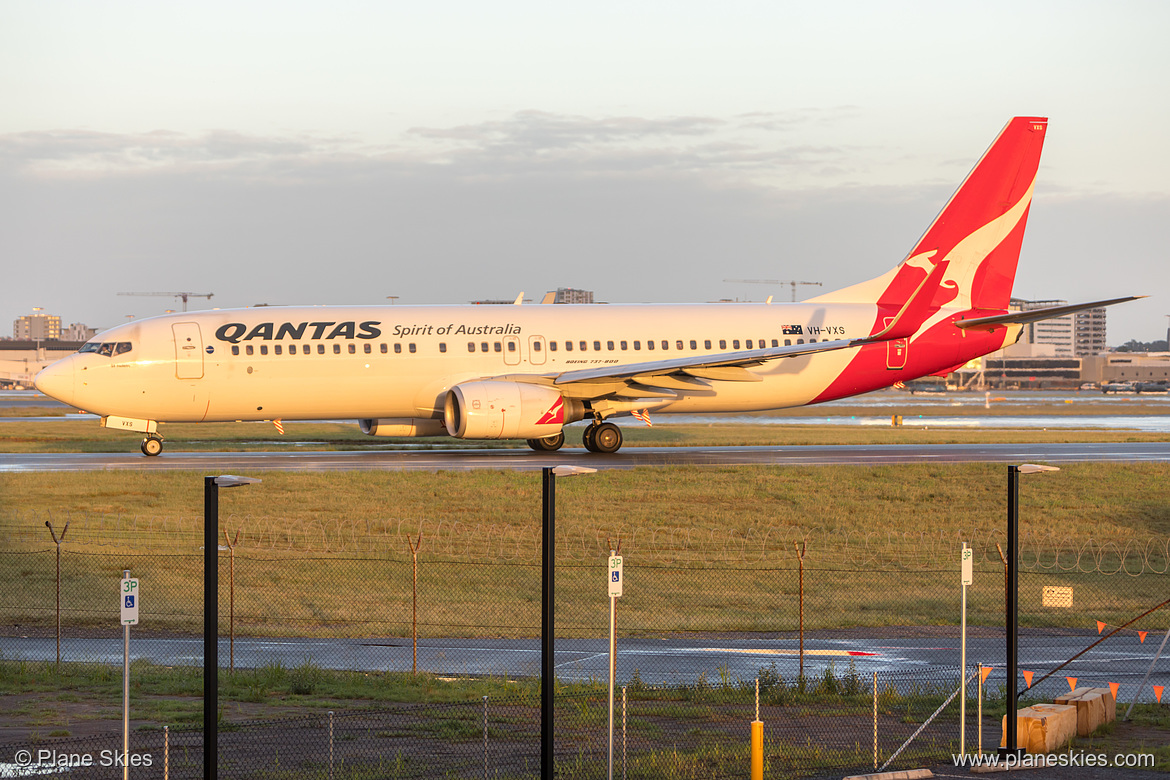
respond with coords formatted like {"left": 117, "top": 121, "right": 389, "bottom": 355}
{"left": 7, "top": 509, "right": 1168, "bottom": 575}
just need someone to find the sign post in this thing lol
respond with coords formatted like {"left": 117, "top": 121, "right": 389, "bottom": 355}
{"left": 960, "top": 543, "right": 972, "bottom": 754}
{"left": 121, "top": 571, "right": 139, "bottom": 780}
{"left": 607, "top": 551, "right": 623, "bottom": 780}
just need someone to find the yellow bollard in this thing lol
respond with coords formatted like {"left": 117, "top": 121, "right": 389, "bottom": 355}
{"left": 751, "top": 719, "right": 763, "bottom": 780}
{"left": 752, "top": 677, "right": 763, "bottom": 780}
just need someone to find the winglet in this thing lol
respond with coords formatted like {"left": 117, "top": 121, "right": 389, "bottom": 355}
{"left": 867, "top": 260, "right": 948, "bottom": 341}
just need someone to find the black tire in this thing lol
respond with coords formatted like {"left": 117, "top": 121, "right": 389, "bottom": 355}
{"left": 582, "top": 425, "right": 598, "bottom": 452}
{"left": 141, "top": 437, "right": 163, "bottom": 456}
{"left": 527, "top": 432, "right": 565, "bottom": 451}
{"left": 591, "top": 422, "right": 622, "bottom": 454}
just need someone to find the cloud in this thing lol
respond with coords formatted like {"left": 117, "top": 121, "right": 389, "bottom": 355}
{"left": 409, "top": 110, "right": 725, "bottom": 146}
{"left": 0, "top": 111, "right": 858, "bottom": 190}
{"left": 0, "top": 129, "right": 343, "bottom": 176}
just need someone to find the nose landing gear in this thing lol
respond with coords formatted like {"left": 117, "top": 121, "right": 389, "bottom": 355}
{"left": 141, "top": 435, "right": 164, "bottom": 456}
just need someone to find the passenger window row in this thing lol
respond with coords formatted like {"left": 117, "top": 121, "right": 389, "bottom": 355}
{"left": 222, "top": 335, "right": 819, "bottom": 358}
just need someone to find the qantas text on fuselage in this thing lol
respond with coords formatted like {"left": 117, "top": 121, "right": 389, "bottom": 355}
{"left": 33, "top": 118, "right": 1140, "bottom": 456}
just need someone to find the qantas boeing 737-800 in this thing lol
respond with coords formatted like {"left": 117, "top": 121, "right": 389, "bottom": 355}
{"left": 34, "top": 117, "right": 1138, "bottom": 456}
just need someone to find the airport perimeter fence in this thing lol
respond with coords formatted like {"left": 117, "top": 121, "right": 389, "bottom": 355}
{"left": 2, "top": 514, "right": 1168, "bottom": 776}
{"left": 0, "top": 530, "right": 1165, "bottom": 696}
{"left": 1, "top": 538, "right": 1167, "bottom": 696}
{"left": 2, "top": 667, "right": 1019, "bottom": 779}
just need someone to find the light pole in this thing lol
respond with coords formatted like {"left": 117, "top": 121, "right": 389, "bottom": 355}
{"left": 204, "top": 475, "right": 260, "bottom": 780}
{"left": 1000, "top": 463, "right": 1058, "bottom": 758}
{"left": 542, "top": 465, "right": 596, "bottom": 780}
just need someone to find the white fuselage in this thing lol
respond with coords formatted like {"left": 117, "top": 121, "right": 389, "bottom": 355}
{"left": 41, "top": 301, "right": 949, "bottom": 424}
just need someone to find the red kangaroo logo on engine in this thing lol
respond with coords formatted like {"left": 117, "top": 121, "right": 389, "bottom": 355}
{"left": 536, "top": 397, "right": 564, "bottom": 425}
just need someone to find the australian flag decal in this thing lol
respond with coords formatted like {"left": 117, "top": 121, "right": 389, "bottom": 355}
{"left": 782, "top": 325, "right": 804, "bottom": 335}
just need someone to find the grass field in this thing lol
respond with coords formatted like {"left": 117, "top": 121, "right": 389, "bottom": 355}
{"left": 3, "top": 660, "right": 1167, "bottom": 773}
{"left": 1, "top": 464, "right": 1167, "bottom": 635}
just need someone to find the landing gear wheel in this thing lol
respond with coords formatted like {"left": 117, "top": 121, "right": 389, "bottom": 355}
{"left": 582, "top": 424, "right": 598, "bottom": 452}
{"left": 141, "top": 436, "right": 163, "bottom": 457}
{"left": 526, "top": 432, "right": 566, "bottom": 451}
{"left": 583, "top": 422, "right": 622, "bottom": 454}
{"left": 592, "top": 422, "right": 622, "bottom": 453}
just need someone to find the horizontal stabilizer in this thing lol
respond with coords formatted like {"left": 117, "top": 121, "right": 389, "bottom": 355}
{"left": 870, "top": 260, "right": 948, "bottom": 340}
{"left": 954, "top": 296, "right": 1144, "bottom": 331}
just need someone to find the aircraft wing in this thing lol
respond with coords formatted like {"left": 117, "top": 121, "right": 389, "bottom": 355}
{"left": 954, "top": 296, "right": 1143, "bottom": 331}
{"left": 550, "top": 334, "right": 886, "bottom": 386}
{"left": 549, "top": 257, "right": 948, "bottom": 389}
{"left": 486, "top": 259, "right": 949, "bottom": 410}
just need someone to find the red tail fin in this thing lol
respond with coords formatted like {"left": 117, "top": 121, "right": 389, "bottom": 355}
{"left": 813, "top": 117, "right": 1048, "bottom": 312}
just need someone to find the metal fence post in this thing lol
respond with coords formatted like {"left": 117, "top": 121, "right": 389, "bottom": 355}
{"left": 223, "top": 529, "right": 239, "bottom": 673}
{"left": 622, "top": 685, "right": 627, "bottom": 780}
{"left": 328, "top": 710, "right": 334, "bottom": 780}
{"left": 45, "top": 521, "right": 68, "bottom": 668}
{"left": 1125, "top": 624, "right": 1170, "bottom": 719}
{"left": 977, "top": 663, "right": 984, "bottom": 755}
{"left": 407, "top": 534, "right": 422, "bottom": 674}
{"left": 122, "top": 569, "right": 131, "bottom": 780}
{"left": 164, "top": 725, "right": 169, "bottom": 780}
{"left": 483, "top": 695, "right": 488, "bottom": 780}
{"left": 794, "top": 541, "right": 806, "bottom": 682}
{"left": 873, "top": 671, "right": 878, "bottom": 769}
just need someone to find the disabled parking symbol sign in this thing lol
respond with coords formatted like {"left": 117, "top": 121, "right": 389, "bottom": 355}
{"left": 121, "top": 578, "right": 139, "bottom": 625}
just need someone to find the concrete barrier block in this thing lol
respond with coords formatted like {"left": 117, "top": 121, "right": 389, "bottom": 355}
{"left": 1000, "top": 703, "right": 1077, "bottom": 753}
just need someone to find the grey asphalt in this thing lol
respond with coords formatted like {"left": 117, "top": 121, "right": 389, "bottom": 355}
{"left": 3, "top": 441, "right": 1170, "bottom": 473}
{"left": 1, "top": 631, "right": 1165, "bottom": 702}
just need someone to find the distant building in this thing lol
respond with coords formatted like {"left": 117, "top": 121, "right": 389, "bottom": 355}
{"left": 1073, "top": 307, "right": 1107, "bottom": 357}
{"left": 13, "top": 312, "right": 61, "bottom": 341}
{"left": 65, "top": 322, "right": 97, "bottom": 341}
{"left": 541, "top": 288, "right": 594, "bottom": 304}
{"left": 1002, "top": 298, "right": 1107, "bottom": 359}
{"left": 1082, "top": 352, "right": 1170, "bottom": 384}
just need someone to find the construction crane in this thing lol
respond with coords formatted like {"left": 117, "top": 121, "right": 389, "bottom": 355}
{"left": 118, "top": 292, "right": 214, "bottom": 312}
{"left": 722, "top": 279, "right": 822, "bottom": 302}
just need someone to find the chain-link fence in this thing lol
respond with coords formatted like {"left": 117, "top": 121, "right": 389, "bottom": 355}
{"left": 2, "top": 668, "right": 1034, "bottom": 779}
{"left": 1, "top": 511, "right": 1167, "bottom": 777}
{"left": 1, "top": 543, "right": 1165, "bottom": 688}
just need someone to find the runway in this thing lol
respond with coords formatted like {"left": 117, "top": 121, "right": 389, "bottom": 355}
{"left": 2, "top": 441, "right": 1170, "bottom": 472}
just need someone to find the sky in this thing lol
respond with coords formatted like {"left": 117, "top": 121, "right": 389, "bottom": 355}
{"left": 2, "top": 1, "right": 1167, "bottom": 344}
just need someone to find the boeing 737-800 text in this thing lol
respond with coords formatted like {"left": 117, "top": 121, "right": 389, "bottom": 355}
{"left": 34, "top": 118, "right": 1138, "bottom": 455}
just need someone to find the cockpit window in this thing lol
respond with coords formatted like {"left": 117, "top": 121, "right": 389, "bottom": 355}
{"left": 83, "top": 341, "right": 133, "bottom": 357}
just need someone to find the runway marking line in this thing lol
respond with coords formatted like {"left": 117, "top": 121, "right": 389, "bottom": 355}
{"left": 698, "top": 648, "right": 877, "bottom": 657}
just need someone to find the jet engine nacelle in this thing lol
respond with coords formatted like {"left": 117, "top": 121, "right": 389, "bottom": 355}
{"left": 444, "top": 381, "right": 583, "bottom": 439}
{"left": 358, "top": 418, "right": 445, "bottom": 437}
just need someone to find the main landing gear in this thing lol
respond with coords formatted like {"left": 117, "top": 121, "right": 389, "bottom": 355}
{"left": 524, "top": 422, "right": 624, "bottom": 454}
{"left": 526, "top": 431, "right": 565, "bottom": 451}
{"left": 582, "top": 421, "right": 622, "bottom": 454}
{"left": 141, "top": 434, "right": 164, "bottom": 457}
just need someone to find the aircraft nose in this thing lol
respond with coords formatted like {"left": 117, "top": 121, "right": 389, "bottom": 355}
{"left": 34, "top": 359, "right": 76, "bottom": 406}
